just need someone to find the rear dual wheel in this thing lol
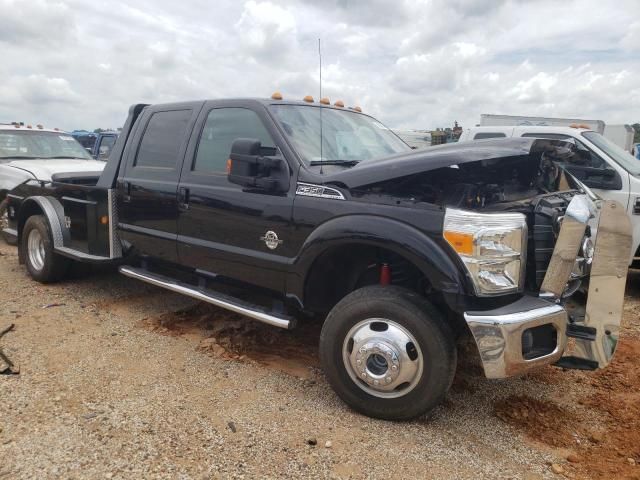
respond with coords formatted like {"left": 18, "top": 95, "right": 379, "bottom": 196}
{"left": 320, "top": 285, "right": 456, "bottom": 421}
{"left": 22, "top": 215, "right": 70, "bottom": 283}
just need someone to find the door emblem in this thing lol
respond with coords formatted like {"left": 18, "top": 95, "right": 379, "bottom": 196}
{"left": 260, "top": 230, "right": 283, "bottom": 250}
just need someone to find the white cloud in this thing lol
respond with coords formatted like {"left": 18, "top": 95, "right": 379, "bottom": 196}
{"left": 0, "top": 0, "right": 638, "bottom": 131}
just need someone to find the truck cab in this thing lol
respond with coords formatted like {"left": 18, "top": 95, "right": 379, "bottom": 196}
{"left": 460, "top": 125, "right": 640, "bottom": 265}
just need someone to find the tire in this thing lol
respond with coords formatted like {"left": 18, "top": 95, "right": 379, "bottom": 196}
{"left": 0, "top": 199, "right": 17, "bottom": 245}
{"left": 21, "top": 215, "right": 70, "bottom": 283}
{"left": 319, "top": 285, "right": 456, "bottom": 421}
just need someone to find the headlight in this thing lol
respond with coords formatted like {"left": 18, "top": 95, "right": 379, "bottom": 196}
{"left": 443, "top": 208, "right": 527, "bottom": 296}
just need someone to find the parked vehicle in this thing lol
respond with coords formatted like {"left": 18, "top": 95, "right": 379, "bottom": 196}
{"left": 71, "top": 130, "right": 119, "bottom": 160}
{"left": 3, "top": 97, "right": 632, "bottom": 420}
{"left": 0, "top": 124, "right": 105, "bottom": 244}
{"left": 480, "top": 114, "right": 605, "bottom": 134}
{"left": 393, "top": 130, "right": 431, "bottom": 149}
{"left": 459, "top": 125, "right": 640, "bottom": 266}
{"left": 603, "top": 124, "right": 635, "bottom": 152}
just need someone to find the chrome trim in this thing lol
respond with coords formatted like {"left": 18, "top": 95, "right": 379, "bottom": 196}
{"left": 108, "top": 189, "right": 122, "bottom": 259}
{"left": 464, "top": 303, "right": 567, "bottom": 378}
{"left": 574, "top": 200, "right": 632, "bottom": 368}
{"left": 119, "top": 266, "right": 293, "bottom": 329}
{"left": 540, "top": 194, "right": 594, "bottom": 299}
{"left": 296, "top": 182, "right": 345, "bottom": 200}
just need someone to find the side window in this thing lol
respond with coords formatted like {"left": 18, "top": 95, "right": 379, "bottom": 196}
{"left": 521, "top": 133, "right": 606, "bottom": 169}
{"left": 135, "top": 110, "right": 192, "bottom": 168}
{"left": 473, "top": 132, "right": 506, "bottom": 140}
{"left": 193, "top": 108, "right": 275, "bottom": 173}
{"left": 97, "top": 135, "right": 116, "bottom": 160}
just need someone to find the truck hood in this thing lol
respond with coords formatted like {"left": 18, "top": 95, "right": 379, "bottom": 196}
{"left": 4, "top": 159, "right": 105, "bottom": 181}
{"left": 322, "top": 137, "right": 567, "bottom": 189}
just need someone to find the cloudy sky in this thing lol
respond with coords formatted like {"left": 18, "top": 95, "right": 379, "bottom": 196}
{"left": 1, "top": 0, "right": 639, "bottom": 131}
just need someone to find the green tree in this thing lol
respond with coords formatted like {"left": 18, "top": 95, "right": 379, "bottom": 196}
{"left": 633, "top": 123, "right": 640, "bottom": 143}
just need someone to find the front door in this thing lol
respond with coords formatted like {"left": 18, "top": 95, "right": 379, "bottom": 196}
{"left": 176, "top": 104, "right": 295, "bottom": 293}
{"left": 117, "top": 105, "right": 199, "bottom": 263}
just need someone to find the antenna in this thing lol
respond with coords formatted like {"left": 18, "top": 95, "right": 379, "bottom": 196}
{"left": 318, "top": 38, "right": 323, "bottom": 173}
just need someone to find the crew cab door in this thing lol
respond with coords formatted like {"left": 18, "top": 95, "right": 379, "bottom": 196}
{"left": 117, "top": 104, "right": 200, "bottom": 263}
{"left": 176, "top": 102, "right": 295, "bottom": 292}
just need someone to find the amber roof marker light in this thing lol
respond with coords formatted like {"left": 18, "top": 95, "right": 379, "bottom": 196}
{"left": 334, "top": 100, "right": 344, "bottom": 107}
{"left": 303, "top": 95, "right": 314, "bottom": 103}
{"left": 319, "top": 97, "right": 330, "bottom": 105}
{"left": 271, "top": 91, "right": 283, "bottom": 100}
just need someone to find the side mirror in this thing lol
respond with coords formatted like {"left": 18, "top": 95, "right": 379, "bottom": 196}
{"left": 227, "top": 138, "right": 289, "bottom": 192}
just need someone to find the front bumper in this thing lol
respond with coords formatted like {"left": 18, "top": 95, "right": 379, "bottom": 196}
{"left": 464, "top": 196, "right": 632, "bottom": 379}
{"left": 465, "top": 297, "right": 567, "bottom": 378}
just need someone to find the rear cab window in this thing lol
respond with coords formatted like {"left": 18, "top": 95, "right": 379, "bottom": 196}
{"left": 134, "top": 110, "right": 193, "bottom": 169}
{"left": 473, "top": 132, "right": 507, "bottom": 140}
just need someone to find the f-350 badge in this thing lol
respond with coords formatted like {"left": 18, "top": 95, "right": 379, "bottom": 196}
{"left": 260, "top": 230, "right": 283, "bottom": 250}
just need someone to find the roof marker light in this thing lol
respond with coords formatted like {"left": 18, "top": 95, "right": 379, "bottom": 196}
{"left": 271, "top": 91, "right": 283, "bottom": 100}
{"left": 353, "top": 106, "right": 362, "bottom": 112}
{"left": 27, "top": 125, "right": 32, "bottom": 129}
{"left": 303, "top": 95, "right": 314, "bottom": 103}
{"left": 319, "top": 97, "right": 330, "bottom": 105}
{"left": 37, "top": 124, "right": 43, "bottom": 129}
{"left": 334, "top": 100, "right": 344, "bottom": 107}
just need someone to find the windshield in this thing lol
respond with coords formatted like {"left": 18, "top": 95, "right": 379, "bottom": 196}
{"left": 582, "top": 131, "right": 640, "bottom": 176}
{"left": 0, "top": 131, "right": 92, "bottom": 160}
{"left": 270, "top": 105, "right": 410, "bottom": 165}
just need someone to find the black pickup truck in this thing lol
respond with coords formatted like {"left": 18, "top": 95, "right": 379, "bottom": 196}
{"left": 3, "top": 96, "right": 633, "bottom": 420}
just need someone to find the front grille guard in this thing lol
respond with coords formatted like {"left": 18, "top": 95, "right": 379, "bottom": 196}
{"left": 542, "top": 195, "right": 632, "bottom": 369}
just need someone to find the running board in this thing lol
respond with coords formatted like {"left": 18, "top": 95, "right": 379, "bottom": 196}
{"left": 119, "top": 266, "right": 295, "bottom": 330}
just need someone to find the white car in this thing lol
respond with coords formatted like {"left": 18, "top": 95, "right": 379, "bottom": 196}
{"left": 0, "top": 124, "right": 106, "bottom": 244}
{"left": 459, "top": 125, "right": 640, "bottom": 266}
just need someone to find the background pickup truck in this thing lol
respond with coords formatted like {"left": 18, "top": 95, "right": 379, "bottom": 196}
{"left": 459, "top": 125, "right": 640, "bottom": 266}
{"left": 3, "top": 97, "right": 633, "bottom": 420}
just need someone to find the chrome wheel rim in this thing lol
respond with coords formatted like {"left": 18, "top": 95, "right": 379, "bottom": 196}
{"left": 342, "top": 318, "right": 424, "bottom": 398}
{"left": 27, "top": 228, "right": 46, "bottom": 271}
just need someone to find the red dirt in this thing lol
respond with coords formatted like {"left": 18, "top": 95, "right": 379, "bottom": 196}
{"left": 495, "top": 337, "right": 640, "bottom": 479}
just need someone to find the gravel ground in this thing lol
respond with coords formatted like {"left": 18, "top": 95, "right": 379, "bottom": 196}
{"left": 1, "top": 241, "right": 639, "bottom": 480}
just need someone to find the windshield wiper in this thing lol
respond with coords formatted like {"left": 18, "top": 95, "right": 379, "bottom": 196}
{"left": 0, "top": 156, "right": 38, "bottom": 159}
{"left": 309, "top": 159, "right": 360, "bottom": 166}
{"left": 42, "top": 156, "right": 89, "bottom": 160}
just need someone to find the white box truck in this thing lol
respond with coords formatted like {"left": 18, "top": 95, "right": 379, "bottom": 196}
{"left": 480, "top": 114, "right": 606, "bottom": 134}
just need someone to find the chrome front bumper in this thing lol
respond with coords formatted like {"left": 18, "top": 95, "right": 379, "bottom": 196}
{"left": 465, "top": 196, "right": 632, "bottom": 379}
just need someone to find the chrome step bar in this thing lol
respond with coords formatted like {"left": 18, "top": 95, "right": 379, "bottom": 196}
{"left": 119, "top": 266, "right": 294, "bottom": 329}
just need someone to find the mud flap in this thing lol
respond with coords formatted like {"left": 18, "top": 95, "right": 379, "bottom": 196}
{"left": 561, "top": 200, "right": 632, "bottom": 369}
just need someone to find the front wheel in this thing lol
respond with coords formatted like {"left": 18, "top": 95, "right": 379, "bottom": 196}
{"left": 22, "top": 215, "right": 70, "bottom": 283}
{"left": 319, "top": 286, "right": 456, "bottom": 420}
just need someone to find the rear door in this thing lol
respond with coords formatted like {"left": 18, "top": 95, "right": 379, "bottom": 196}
{"left": 176, "top": 101, "right": 296, "bottom": 292}
{"left": 117, "top": 104, "right": 201, "bottom": 263}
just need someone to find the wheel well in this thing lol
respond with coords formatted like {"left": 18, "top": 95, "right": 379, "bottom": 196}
{"left": 303, "top": 244, "right": 428, "bottom": 315}
{"left": 17, "top": 202, "right": 44, "bottom": 242}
